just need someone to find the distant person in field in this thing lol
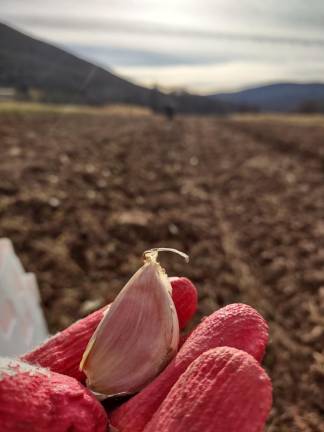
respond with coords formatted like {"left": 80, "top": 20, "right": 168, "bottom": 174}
{"left": 164, "top": 103, "right": 176, "bottom": 121}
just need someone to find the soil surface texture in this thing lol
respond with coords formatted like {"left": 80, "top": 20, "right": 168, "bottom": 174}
{"left": 1, "top": 107, "right": 324, "bottom": 431}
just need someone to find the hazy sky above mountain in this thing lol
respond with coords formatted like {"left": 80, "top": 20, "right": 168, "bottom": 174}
{"left": 2, "top": 0, "right": 324, "bottom": 92}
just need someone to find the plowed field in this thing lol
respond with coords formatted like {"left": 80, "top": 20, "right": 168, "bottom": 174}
{"left": 1, "top": 105, "right": 323, "bottom": 431}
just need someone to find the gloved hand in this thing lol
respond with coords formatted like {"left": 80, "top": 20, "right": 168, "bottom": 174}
{"left": 1, "top": 278, "right": 272, "bottom": 431}
{"left": 109, "top": 302, "right": 272, "bottom": 432}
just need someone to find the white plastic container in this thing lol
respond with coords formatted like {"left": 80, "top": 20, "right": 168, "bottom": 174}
{"left": 0, "top": 238, "right": 48, "bottom": 356}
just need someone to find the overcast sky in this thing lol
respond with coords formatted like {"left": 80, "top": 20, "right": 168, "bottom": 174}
{"left": 2, "top": 0, "right": 324, "bottom": 93}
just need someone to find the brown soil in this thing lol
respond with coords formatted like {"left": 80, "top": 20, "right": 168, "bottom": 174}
{"left": 0, "top": 108, "right": 323, "bottom": 431}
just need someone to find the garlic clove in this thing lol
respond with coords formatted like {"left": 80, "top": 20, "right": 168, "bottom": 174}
{"left": 80, "top": 248, "right": 188, "bottom": 399}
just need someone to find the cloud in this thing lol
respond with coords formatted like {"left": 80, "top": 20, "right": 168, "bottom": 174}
{"left": 1, "top": 0, "right": 324, "bottom": 91}
{"left": 65, "top": 44, "right": 231, "bottom": 67}
{"left": 4, "top": 15, "right": 324, "bottom": 47}
{"left": 116, "top": 59, "right": 324, "bottom": 93}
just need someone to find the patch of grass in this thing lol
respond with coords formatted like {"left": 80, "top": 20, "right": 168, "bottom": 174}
{"left": 231, "top": 113, "right": 324, "bottom": 127}
{"left": 0, "top": 101, "right": 151, "bottom": 117}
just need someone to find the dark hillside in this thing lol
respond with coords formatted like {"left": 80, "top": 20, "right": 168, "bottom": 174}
{"left": 0, "top": 22, "right": 152, "bottom": 105}
{"left": 0, "top": 22, "right": 229, "bottom": 113}
{"left": 211, "top": 82, "right": 324, "bottom": 112}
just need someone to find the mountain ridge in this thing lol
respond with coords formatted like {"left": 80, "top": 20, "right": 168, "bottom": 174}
{"left": 210, "top": 82, "right": 324, "bottom": 112}
{"left": 0, "top": 21, "right": 228, "bottom": 114}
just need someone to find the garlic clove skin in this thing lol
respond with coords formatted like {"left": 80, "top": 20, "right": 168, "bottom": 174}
{"left": 80, "top": 254, "right": 179, "bottom": 398}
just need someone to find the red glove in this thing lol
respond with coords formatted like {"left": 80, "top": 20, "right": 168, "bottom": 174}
{"left": 3, "top": 278, "right": 272, "bottom": 432}
{"left": 110, "top": 302, "right": 272, "bottom": 432}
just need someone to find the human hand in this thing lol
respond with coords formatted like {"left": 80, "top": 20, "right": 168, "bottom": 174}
{"left": 3, "top": 278, "right": 272, "bottom": 431}
{"left": 110, "top": 302, "right": 272, "bottom": 432}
